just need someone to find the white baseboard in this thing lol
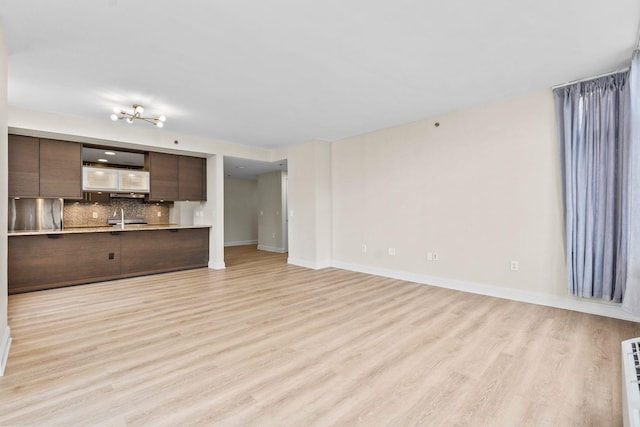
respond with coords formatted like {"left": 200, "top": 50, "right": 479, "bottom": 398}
{"left": 288, "top": 257, "right": 330, "bottom": 270}
{"left": 316, "top": 260, "right": 332, "bottom": 269}
{"left": 258, "top": 245, "right": 287, "bottom": 253}
{"left": 331, "top": 260, "right": 640, "bottom": 323}
{"left": 224, "top": 240, "right": 258, "bottom": 247}
{"left": 208, "top": 261, "right": 226, "bottom": 269}
{"left": 0, "top": 326, "right": 11, "bottom": 376}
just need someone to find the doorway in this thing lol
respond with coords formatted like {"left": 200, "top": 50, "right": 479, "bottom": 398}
{"left": 223, "top": 156, "right": 288, "bottom": 266}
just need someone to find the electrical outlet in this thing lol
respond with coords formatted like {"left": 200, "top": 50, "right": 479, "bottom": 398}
{"left": 388, "top": 248, "right": 396, "bottom": 256}
{"left": 510, "top": 260, "right": 519, "bottom": 271}
{"left": 92, "top": 212, "right": 98, "bottom": 219}
{"left": 362, "top": 244, "right": 367, "bottom": 253}
{"left": 157, "top": 211, "right": 162, "bottom": 217}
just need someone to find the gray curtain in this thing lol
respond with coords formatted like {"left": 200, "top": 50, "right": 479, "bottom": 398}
{"left": 553, "top": 71, "right": 629, "bottom": 302}
{"left": 623, "top": 51, "right": 640, "bottom": 315}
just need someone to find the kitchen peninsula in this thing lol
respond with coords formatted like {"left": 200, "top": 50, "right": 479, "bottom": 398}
{"left": 8, "top": 225, "right": 210, "bottom": 294}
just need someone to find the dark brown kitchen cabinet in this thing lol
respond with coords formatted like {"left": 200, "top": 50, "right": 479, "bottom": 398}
{"left": 8, "top": 135, "right": 82, "bottom": 199}
{"left": 8, "top": 233, "right": 122, "bottom": 294}
{"left": 8, "top": 135, "right": 40, "bottom": 197}
{"left": 149, "top": 152, "right": 178, "bottom": 201}
{"left": 39, "top": 138, "right": 83, "bottom": 199}
{"left": 149, "top": 152, "right": 207, "bottom": 201}
{"left": 178, "top": 155, "right": 207, "bottom": 201}
{"left": 120, "top": 228, "right": 209, "bottom": 275}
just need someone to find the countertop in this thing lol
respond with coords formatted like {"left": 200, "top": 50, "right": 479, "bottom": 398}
{"left": 8, "top": 224, "right": 212, "bottom": 237}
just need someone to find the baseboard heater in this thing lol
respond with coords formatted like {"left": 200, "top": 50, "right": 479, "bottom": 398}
{"left": 622, "top": 338, "right": 640, "bottom": 426}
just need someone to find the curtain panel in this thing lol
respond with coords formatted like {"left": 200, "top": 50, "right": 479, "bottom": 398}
{"left": 553, "top": 71, "right": 629, "bottom": 302}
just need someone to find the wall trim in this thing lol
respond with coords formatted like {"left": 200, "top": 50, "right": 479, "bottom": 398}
{"left": 316, "top": 260, "right": 332, "bottom": 269}
{"left": 288, "top": 257, "right": 330, "bottom": 270}
{"left": 0, "top": 326, "right": 11, "bottom": 376}
{"left": 224, "top": 240, "right": 258, "bottom": 247}
{"left": 258, "top": 245, "right": 287, "bottom": 253}
{"left": 331, "top": 260, "right": 640, "bottom": 323}
{"left": 208, "top": 261, "right": 226, "bottom": 270}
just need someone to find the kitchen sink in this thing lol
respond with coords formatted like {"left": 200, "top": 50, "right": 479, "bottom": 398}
{"left": 107, "top": 217, "right": 148, "bottom": 226}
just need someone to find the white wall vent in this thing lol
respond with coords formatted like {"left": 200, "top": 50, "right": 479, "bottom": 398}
{"left": 622, "top": 338, "right": 640, "bottom": 427}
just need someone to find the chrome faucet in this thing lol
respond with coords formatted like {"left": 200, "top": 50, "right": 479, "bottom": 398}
{"left": 113, "top": 208, "right": 125, "bottom": 228}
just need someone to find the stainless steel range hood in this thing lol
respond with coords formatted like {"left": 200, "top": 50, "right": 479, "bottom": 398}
{"left": 109, "top": 193, "right": 146, "bottom": 199}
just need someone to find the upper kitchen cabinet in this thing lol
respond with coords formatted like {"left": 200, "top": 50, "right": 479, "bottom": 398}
{"left": 8, "top": 135, "right": 82, "bottom": 199}
{"left": 39, "top": 139, "right": 83, "bottom": 199}
{"left": 8, "top": 135, "right": 40, "bottom": 197}
{"left": 178, "top": 155, "right": 207, "bottom": 201}
{"left": 82, "top": 167, "right": 149, "bottom": 193}
{"left": 149, "top": 152, "right": 178, "bottom": 201}
{"left": 119, "top": 170, "right": 150, "bottom": 192}
{"left": 149, "top": 152, "right": 207, "bottom": 201}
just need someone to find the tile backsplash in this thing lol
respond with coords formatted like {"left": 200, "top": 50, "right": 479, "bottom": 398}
{"left": 64, "top": 198, "right": 171, "bottom": 227}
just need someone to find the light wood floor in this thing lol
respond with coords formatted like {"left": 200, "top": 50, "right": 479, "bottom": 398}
{"left": 2, "top": 245, "right": 640, "bottom": 426}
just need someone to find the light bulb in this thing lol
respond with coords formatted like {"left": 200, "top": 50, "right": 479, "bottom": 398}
{"left": 126, "top": 117, "right": 134, "bottom": 124}
{"left": 110, "top": 114, "right": 118, "bottom": 121}
{"left": 156, "top": 121, "right": 164, "bottom": 128}
{"left": 112, "top": 107, "right": 121, "bottom": 114}
{"left": 158, "top": 115, "right": 166, "bottom": 122}
{"left": 134, "top": 105, "right": 144, "bottom": 114}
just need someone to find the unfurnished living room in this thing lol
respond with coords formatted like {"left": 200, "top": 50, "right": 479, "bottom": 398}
{"left": 2, "top": 1, "right": 640, "bottom": 426}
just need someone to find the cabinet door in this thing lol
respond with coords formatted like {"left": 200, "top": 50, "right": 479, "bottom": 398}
{"left": 8, "top": 135, "right": 40, "bottom": 197}
{"left": 149, "top": 152, "right": 178, "bottom": 201}
{"left": 119, "top": 170, "right": 150, "bottom": 192}
{"left": 83, "top": 167, "right": 119, "bottom": 191}
{"left": 40, "top": 139, "right": 82, "bottom": 199}
{"left": 8, "top": 233, "right": 121, "bottom": 294}
{"left": 178, "top": 156, "right": 207, "bottom": 201}
{"left": 120, "top": 228, "right": 209, "bottom": 275}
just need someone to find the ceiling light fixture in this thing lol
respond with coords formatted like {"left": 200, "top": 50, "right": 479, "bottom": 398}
{"left": 110, "top": 104, "right": 167, "bottom": 128}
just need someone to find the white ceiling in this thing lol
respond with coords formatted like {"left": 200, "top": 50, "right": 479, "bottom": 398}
{"left": 224, "top": 156, "right": 287, "bottom": 180}
{"left": 1, "top": 1, "right": 638, "bottom": 149}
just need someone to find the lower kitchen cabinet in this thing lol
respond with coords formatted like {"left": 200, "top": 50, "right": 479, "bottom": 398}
{"left": 8, "top": 227, "right": 210, "bottom": 294}
{"left": 120, "top": 228, "right": 210, "bottom": 275}
{"left": 8, "top": 232, "right": 121, "bottom": 294}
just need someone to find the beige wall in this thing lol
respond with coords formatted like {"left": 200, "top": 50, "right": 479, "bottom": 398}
{"left": 0, "top": 24, "right": 9, "bottom": 374}
{"left": 282, "top": 140, "right": 331, "bottom": 268}
{"left": 224, "top": 178, "right": 258, "bottom": 245}
{"left": 208, "top": 155, "right": 225, "bottom": 268}
{"left": 257, "top": 171, "right": 285, "bottom": 252}
{"left": 332, "top": 90, "right": 569, "bottom": 297}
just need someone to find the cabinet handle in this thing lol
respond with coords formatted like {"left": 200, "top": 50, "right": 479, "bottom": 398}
{"left": 169, "top": 229, "right": 179, "bottom": 233}
{"left": 47, "top": 234, "right": 62, "bottom": 239}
